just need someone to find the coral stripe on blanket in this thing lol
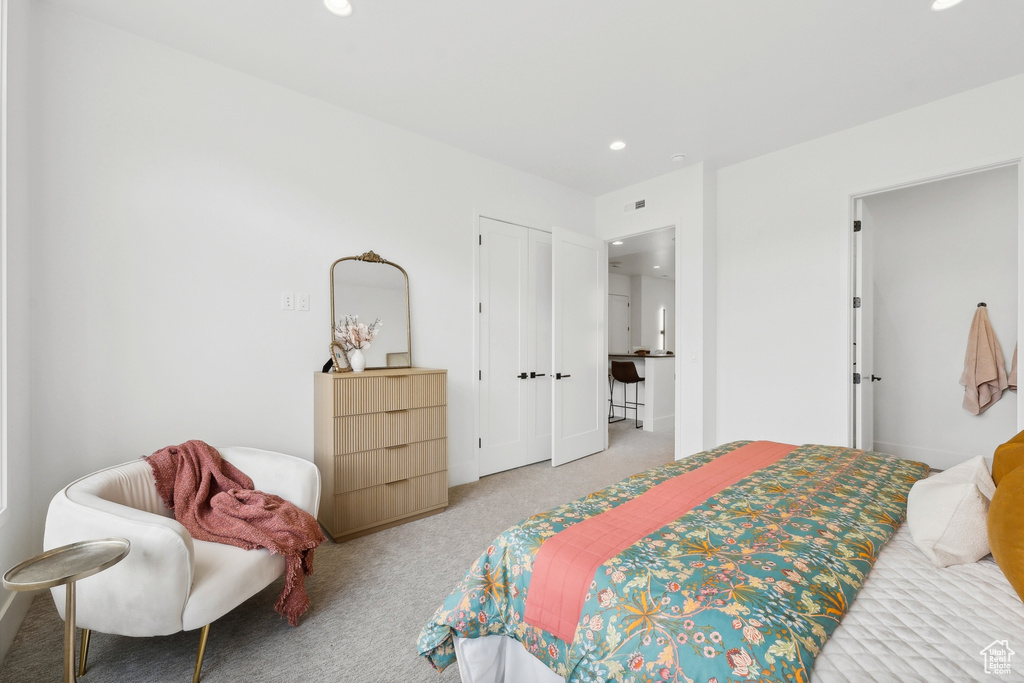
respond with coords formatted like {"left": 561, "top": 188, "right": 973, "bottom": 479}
{"left": 523, "top": 440, "right": 796, "bottom": 642}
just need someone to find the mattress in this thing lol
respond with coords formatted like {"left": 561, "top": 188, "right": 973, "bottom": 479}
{"left": 812, "top": 522, "right": 1024, "bottom": 681}
{"left": 454, "top": 522, "right": 1024, "bottom": 682}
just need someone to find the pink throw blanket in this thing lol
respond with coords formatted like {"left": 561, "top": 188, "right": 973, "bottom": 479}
{"left": 145, "top": 440, "right": 325, "bottom": 626}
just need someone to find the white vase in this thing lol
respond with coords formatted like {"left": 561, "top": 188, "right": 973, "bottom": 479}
{"left": 349, "top": 349, "right": 366, "bottom": 373}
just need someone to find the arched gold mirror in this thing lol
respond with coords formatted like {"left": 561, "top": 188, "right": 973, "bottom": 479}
{"left": 329, "top": 251, "right": 412, "bottom": 371}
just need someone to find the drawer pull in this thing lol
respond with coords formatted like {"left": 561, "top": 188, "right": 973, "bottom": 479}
{"left": 386, "top": 409, "right": 409, "bottom": 414}
{"left": 385, "top": 478, "right": 410, "bottom": 486}
{"left": 385, "top": 444, "right": 409, "bottom": 451}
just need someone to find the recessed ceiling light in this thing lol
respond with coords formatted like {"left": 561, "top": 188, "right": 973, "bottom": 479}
{"left": 610, "top": 141, "right": 626, "bottom": 151}
{"left": 671, "top": 153, "right": 687, "bottom": 162}
{"left": 654, "top": 265, "right": 661, "bottom": 269}
{"left": 325, "top": 0, "right": 353, "bottom": 16}
{"left": 931, "top": 0, "right": 964, "bottom": 9}
{"left": 612, "top": 240, "right": 623, "bottom": 246}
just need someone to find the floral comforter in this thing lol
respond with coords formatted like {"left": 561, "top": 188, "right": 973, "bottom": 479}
{"left": 418, "top": 442, "right": 928, "bottom": 683}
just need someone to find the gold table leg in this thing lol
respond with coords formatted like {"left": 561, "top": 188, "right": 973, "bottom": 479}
{"left": 63, "top": 582, "right": 77, "bottom": 683}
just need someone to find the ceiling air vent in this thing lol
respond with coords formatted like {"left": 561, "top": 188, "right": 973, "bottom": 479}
{"left": 624, "top": 199, "right": 647, "bottom": 213}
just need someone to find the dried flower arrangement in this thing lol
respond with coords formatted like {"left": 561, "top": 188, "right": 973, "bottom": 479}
{"left": 334, "top": 314, "right": 383, "bottom": 352}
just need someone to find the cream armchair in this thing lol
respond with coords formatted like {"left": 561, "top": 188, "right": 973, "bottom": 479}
{"left": 43, "top": 446, "right": 321, "bottom": 682}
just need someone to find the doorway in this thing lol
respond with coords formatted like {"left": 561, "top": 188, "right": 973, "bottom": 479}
{"left": 607, "top": 226, "right": 677, "bottom": 441}
{"left": 851, "top": 164, "right": 1020, "bottom": 468}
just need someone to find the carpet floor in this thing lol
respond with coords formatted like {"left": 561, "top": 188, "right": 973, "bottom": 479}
{"left": 0, "top": 420, "right": 674, "bottom": 683}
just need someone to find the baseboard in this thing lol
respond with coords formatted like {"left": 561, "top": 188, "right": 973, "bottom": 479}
{"left": 651, "top": 415, "right": 674, "bottom": 432}
{"left": 0, "top": 590, "right": 33, "bottom": 662}
{"left": 448, "top": 458, "right": 479, "bottom": 487}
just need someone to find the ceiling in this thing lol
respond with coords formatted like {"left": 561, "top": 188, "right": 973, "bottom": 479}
{"left": 609, "top": 228, "right": 675, "bottom": 280}
{"left": 42, "top": 0, "right": 1024, "bottom": 196}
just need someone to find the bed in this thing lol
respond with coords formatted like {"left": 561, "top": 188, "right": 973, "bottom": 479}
{"left": 418, "top": 440, "right": 1010, "bottom": 682}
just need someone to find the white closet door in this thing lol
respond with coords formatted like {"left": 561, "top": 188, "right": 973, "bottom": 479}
{"left": 853, "top": 199, "right": 875, "bottom": 450}
{"left": 608, "top": 294, "right": 630, "bottom": 354}
{"left": 479, "top": 218, "right": 530, "bottom": 476}
{"left": 528, "top": 231, "right": 553, "bottom": 462}
{"left": 552, "top": 227, "right": 607, "bottom": 466}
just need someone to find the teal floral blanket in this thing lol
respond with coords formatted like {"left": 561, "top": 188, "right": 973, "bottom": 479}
{"left": 418, "top": 442, "right": 928, "bottom": 682}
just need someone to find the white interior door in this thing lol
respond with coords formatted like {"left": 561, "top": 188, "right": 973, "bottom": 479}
{"left": 552, "top": 227, "right": 607, "bottom": 466}
{"left": 608, "top": 294, "right": 630, "bottom": 354}
{"left": 479, "top": 218, "right": 530, "bottom": 476}
{"left": 853, "top": 199, "right": 875, "bottom": 450}
{"left": 529, "top": 231, "right": 553, "bottom": 461}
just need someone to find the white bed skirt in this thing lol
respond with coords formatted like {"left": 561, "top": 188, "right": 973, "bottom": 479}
{"left": 454, "top": 635, "right": 564, "bottom": 683}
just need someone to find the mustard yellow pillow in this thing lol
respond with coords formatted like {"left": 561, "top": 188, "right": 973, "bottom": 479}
{"left": 993, "top": 429, "right": 1024, "bottom": 485}
{"left": 988, "top": 465, "right": 1024, "bottom": 603}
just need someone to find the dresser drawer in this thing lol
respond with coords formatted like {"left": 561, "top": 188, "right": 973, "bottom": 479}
{"left": 334, "top": 438, "right": 447, "bottom": 493}
{"left": 333, "top": 405, "right": 447, "bottom": 454}
{"left": 331, "top": 371, "right": 446, "bottom": 416}
{"left": 332, "top": 471, "right": 448, "bottom": 536}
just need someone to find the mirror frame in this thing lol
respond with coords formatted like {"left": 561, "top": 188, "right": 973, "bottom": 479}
{"left": 329, "top": 250, "right": 412, "bottom": 371}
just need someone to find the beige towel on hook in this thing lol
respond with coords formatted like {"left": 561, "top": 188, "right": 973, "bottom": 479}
{"left": 960, "top": 306, "right": 1009, "bottom": 415}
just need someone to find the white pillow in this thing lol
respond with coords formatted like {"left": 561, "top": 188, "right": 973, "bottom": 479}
{"left": 906, "top": 455, "right": 996, "bottom": 567}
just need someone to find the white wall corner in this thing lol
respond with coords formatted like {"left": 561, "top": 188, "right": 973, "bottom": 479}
{"left": 701, "top": 164, "right": 718, "bottom": 450}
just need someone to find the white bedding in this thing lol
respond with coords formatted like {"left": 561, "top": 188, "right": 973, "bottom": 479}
{"left": 455, "top": 523, "right": 1024, "bottom": 682}
{"left": 813, "top": 522, "right": 1024, "bottom": 681}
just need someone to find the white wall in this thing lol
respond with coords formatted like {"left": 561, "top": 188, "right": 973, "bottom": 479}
{"left": 0, "top": 0, "right": 38, "bottom": 660}
{"left": 608, "top": 272, "right": 630, "bottom": 296}
{"left": 596, "top": 165, "right": 716, "bottom": 457}
{"left": 717, "top": 74, "right": 1024, "bottom": 448}
{"left": 23, "top": 3, "right": 593, "bottom": 550}
{"left": 866, "top": 166, "right": 1018, "bottom": 467}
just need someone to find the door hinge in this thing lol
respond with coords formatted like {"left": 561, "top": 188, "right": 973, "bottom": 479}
{"left": 853, "top": 297, "right": 861, "bottom": 308}
{"left": 479, "top": 370, "right": 482, "bottom": 380}
{"left": 478, "top": 438, "right": 482, "bottom": 448}
{"left": 479, "top": 235, "right": 482, "bottom": 245}
{"left": 479, "top": 302, "right": 482, "bottom": 313}
{"left": 853, "top": 220, "right": 862, "bottom": 232}
{"left": 853, "top": 373, "right": 862, "bottom": 385}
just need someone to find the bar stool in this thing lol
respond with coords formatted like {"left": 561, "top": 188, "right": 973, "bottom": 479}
{"left": 609, "top": 361, "right": 644, "bottom": 429}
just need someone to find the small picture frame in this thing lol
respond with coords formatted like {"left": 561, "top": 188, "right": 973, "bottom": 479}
{"left": 330, "top": 342, "right": 352, "bottom": 373}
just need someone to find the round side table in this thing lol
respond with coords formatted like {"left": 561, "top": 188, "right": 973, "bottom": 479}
{"left": 3, "top": 537, "right": 130, "bottom": 683}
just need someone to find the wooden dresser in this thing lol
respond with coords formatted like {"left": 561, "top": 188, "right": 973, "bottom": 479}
{"left": 313, "top": 367, "right": 448, "bottom": 542}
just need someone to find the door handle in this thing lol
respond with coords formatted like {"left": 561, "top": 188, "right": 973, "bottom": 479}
{"left": 530, "top": 372, "right": 546, "bottom": 378}
{"left": 870, "top": 375, "right": 882, "bottom": 382}
{"left": 555, "top": 373, "right": 572, "bottom": 380}
{"left": 517, "top": 372, "right": 528, "bottom": 379}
